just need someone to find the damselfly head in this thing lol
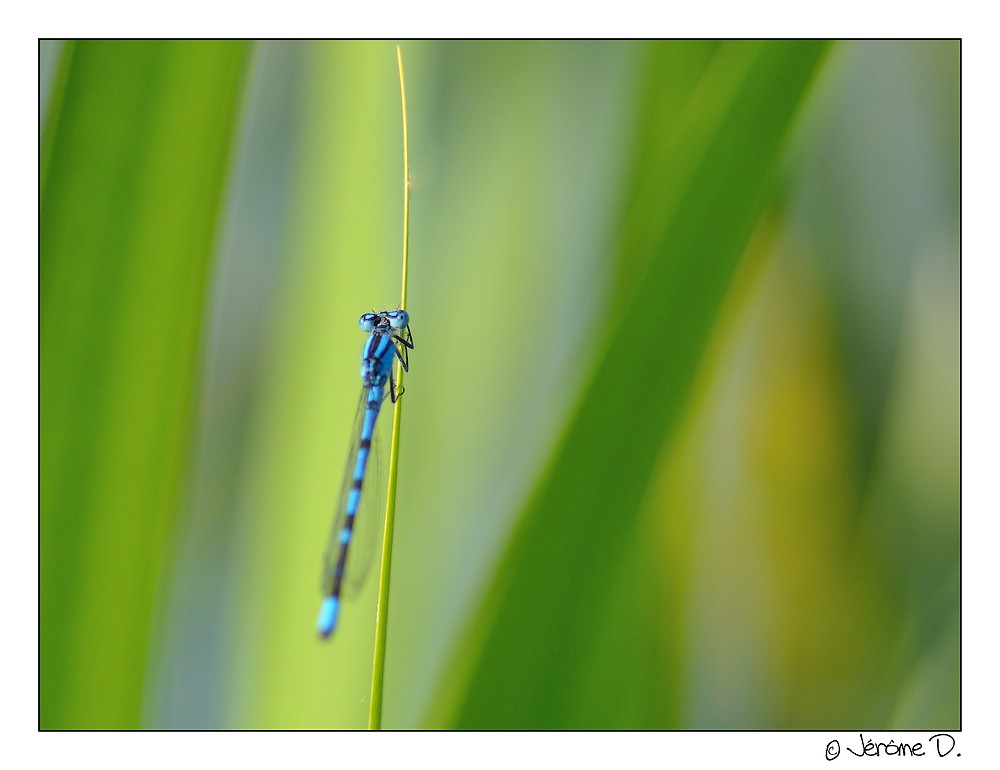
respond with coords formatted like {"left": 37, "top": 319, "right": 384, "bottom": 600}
{"left": 359, "top": 309, "right": 409, "bottom": 334}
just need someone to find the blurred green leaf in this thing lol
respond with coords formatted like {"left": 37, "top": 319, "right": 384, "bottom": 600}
{"left": 40, "top": 40, "right": 250, "bottom": 728}
{"left": 433, "top": 40, "right": 831, "bottom": 729}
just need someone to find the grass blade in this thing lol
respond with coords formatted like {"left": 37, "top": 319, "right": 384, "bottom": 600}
{"left": 368, "top": 43, "right": 412, "bottom": 730}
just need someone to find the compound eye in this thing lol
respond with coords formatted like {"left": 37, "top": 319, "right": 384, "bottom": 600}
{"left": 387, "top": 309, "right": 409, "bottom": 329}
{"left": 359, "top": 313, "right": 377, "bottom": 333}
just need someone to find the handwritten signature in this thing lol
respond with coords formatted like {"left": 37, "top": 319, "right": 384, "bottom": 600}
{"left": 825, "top": 733, "right": 958, "bottom": 760}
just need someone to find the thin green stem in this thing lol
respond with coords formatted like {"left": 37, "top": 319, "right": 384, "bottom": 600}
{"left": 368, "top": 44, "right": 411, "bottom": 731}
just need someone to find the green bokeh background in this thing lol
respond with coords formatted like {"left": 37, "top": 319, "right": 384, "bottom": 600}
{"left": 39, "top": 40, "right": 959, "bottom": 730}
